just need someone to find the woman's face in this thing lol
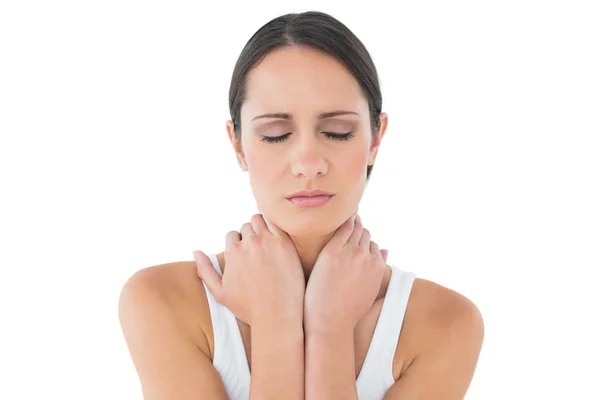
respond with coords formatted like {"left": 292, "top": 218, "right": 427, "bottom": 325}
{"left": 227, "top": 46, "right": 387, "bottom": 237}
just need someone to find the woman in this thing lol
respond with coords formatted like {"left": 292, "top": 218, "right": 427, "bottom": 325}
{"left": 118, "top": 11, "right": 484, "bottom": 400}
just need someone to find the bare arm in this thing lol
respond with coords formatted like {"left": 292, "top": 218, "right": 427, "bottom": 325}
{"left": 305, "top": 326, "right": 358, "bottom": 399}
{"left": 249, "top": 318, "right": 305, "bottom": 400}
{"left": 119, "top": 263, "right": 306, "bottom": 400}
{"left": 383, "top": 294, "right": 485, "bottom": 399}
{"left": 118, "top": 268, "right": 228, "bottom": 400}
{"left": 304, "top": 277, "right": 485, "bottom": 400}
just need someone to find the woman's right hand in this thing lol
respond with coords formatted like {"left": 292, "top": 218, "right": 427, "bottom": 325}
{"left": 193, "top": 213, "right": 305, "bottom": 327}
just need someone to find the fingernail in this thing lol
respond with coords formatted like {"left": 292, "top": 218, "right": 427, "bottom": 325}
{"left": 381, "top": 249, "right": 388, "bottom": 261}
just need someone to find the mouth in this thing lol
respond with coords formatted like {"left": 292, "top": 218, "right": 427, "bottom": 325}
{"left": 286, "top": 194, "right": 333, "bottom": 208}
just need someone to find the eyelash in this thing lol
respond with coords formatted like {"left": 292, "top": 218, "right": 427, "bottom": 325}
{"left": 261, "top": 131, "right": 354, "bottom": 143}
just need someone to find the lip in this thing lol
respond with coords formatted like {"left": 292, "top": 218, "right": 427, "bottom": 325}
{"left": 286, "top": 194, "right": 333, "bottom": 208}
{"left": 286, "top": 189, "right": 333, "bottom": 199}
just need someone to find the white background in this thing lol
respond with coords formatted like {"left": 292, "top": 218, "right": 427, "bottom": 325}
{"left": 1, "top": 1, "right": 598, "bottom": 399}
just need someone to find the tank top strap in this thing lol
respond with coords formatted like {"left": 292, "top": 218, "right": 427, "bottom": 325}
{"left": 356, "top": 265, "right": 417, "bottom": 392}
{"left": 377, "top": 266, "right": 417, "bottom": 371}
{"left": 201, "top": 253, "right": 251, "bottom": 393}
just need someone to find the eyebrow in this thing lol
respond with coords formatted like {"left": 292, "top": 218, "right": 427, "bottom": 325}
{"left": 251, "top": 110, "right": 359, "bottom": 121}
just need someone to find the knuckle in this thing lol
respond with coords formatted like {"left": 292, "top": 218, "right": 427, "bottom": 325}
{"left": 273, "top": 235, "right": 289, "bottom": 247}
{"left": 248, "top": 234, "right": 261, "bottom": 244}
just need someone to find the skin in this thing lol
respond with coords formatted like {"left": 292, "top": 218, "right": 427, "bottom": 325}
{"left": 226, "top": 45, "right": 386, "bottom": 282}
{"left": 218, "top": 45, "right": 483, "bottom": 397}
{"left": 119, "top": 44, "right": 484, "bottom": 399}
{"left": 220, "top": 45, "right": 397, "bottom": 396}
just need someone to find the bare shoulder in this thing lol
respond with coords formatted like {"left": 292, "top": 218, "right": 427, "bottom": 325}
{"left": 388, "top": 276, "right": 484, "bottom": 398}
{"left": 410, "top": 277, "right": 483, "bottom": 330}
{"left": 118, "top": 261, "right": 228, "bottom": 398}
{"left": 395, "top": 277, "right": 485, "bottom": 379}
{"left": 118, "top": 260, "right": 214, "bottom": 358}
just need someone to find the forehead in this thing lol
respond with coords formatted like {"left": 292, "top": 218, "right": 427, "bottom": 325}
{"left": 242, "top": 46, "right": 367, "bottom": 118}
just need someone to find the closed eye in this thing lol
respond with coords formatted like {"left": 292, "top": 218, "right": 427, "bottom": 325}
{"left": 260, "top": 131, "right": 354, "bottom": 143}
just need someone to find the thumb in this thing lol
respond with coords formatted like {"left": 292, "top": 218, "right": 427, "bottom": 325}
{"left": 262, "top": 214, "right": 288, "bottom": 238}
{"left": 381, "top": 249, "right": 389, "bottom": 263}
{"left": 193, "top": 250, "right": 223, "bottom": 302}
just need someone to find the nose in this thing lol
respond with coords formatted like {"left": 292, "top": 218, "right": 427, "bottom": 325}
{"left": 290, "top": 133, "right": 328, "bottom": 179}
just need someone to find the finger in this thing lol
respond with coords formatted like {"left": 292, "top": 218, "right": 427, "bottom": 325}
{"left": 358, "top": 226, "right": 371, "bottom": 249}
{"left": 381, "top": 249, "right": 389, "bottom": 263}
{"left": 226, "top": 230, "right": 241, "bottom": 249}
{"left": 328, "top": 212, "right": 358, "bottom": 248}
{"left": 250, "top": 213, "right": 268, "bottom": 234}
{"left": 240, "top": 222, "right": 256, "bottom": 239}
{"left": 347, "top": 214, "right": 364, "bottom": 247}
{"left": 262, "top": 215, "right": 288, "bottom": 237}
{"left": 193, "top": 250, "right": 223, "bottom": 302}
{"left": 369, "top": 240, "right": 381, "bottom": 257}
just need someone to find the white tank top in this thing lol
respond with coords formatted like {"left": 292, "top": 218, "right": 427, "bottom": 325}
{"left": 201, "top": 252, "right": 416, "bottom": 400}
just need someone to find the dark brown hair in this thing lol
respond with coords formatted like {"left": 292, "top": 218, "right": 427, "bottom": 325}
{"left": 228, "top": 11, "right": 383, "bottom": 181}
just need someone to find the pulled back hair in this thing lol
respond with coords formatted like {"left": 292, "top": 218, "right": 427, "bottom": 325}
{"left": 228, "top": 11, "right": 383, "bottom": 181}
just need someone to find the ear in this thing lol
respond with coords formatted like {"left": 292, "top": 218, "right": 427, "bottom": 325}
{"left": 368, "top": 112, "right": 388, "bottom": 166}
{"left": 226, "top": 120, "right": 248, "bottom": 171}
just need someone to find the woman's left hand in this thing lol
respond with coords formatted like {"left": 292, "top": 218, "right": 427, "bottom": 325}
{"left": 304, "top": 212, "right": 387, "bottom": 333}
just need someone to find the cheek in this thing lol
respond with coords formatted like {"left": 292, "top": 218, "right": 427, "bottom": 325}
{"left": 245, "top": 148, "right": 282, "bottom": 205}
{"left": 337, "top": 145, "right": 369, "bottom": 203}
{"left": 339, "top": 144, "right": 369, "bottom": 176}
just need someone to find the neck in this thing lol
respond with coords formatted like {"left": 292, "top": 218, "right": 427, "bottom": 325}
{"left": 289, "top": 231, "right": 336, "bottom": 283}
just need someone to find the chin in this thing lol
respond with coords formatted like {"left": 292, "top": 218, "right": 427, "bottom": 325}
{"left": 267, "top": 213, "right": 340, "bottom": 238}
{"left": 258, "top": 197, "right": 355, "bottom": 236}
